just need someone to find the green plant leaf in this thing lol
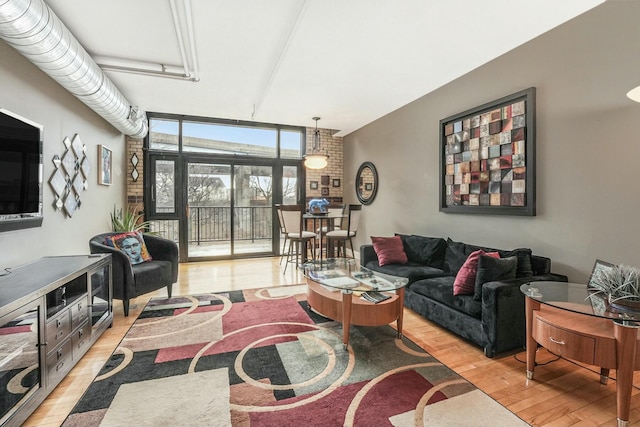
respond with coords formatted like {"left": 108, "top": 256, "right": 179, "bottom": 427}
{"left": 587, "top": 264, "right": 640, "bottom": 302}
{"left": 110, "top": 205, "right": 158, "bottom": 235}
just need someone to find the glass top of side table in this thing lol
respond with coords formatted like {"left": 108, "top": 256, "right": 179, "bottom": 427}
{"left": 521, "top": 281, "right": 640, "bottom": 322}
{"left": 302, "top": 258, "right": 408, "bottom": 292}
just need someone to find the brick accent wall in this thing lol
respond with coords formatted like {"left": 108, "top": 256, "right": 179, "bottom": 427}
{"left": 305, "top": 127, "right": 344, "bottom": 204}
{"left": 126, "top": 136, "right": 144, "bottom": 214}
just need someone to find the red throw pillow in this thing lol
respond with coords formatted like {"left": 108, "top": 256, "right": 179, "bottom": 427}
{"left": 371, "top": 236, "right": 408, "bottom": 266}
{"left": 453, "top": 250, "right": 499, "bottom": 296}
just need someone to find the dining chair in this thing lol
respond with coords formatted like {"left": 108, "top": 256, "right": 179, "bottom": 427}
{"left": 279, "top": 204, "right": 316, "bottom": 273}
{"left": 316, "top": 203, "right": 346, "bottom": 233}
{"left": 275, "top": 204, "right": 289, "bottom": 265}
{"left": 326, "top": 204, "right": 362, "bottom": 259}
{"left": 315, "top": 203, "right": 345, "bottom": 258}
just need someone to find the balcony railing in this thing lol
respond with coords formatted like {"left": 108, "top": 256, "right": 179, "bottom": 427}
{"left": 150, "top": 206, "right": 273, "bottom": 246}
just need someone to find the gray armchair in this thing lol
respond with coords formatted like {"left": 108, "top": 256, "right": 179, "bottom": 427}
{"left": 89, "top": 233, "right": 178, "bottom": 316}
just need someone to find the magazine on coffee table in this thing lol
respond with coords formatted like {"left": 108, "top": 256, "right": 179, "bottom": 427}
{"left": 352, "top": 272, "right": 396, "bottom": 291}
{"left": 360, "top": 291, "right": 392, "bottom": 304}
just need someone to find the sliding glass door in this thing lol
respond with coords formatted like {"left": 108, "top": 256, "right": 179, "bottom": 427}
{"left": 186, "top": 162, "right": 274, "bottom": 258}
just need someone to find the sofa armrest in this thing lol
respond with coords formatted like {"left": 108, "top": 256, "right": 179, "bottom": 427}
{"left": 481, "top": 274, "right": 568, "bottom": 356}
{"left": 360, "top": 244, "right": 378, "bottom": 266}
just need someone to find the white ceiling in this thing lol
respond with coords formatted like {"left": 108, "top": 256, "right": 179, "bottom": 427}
{"left": 45, "top": 0, "right": 605, "bottom": 136}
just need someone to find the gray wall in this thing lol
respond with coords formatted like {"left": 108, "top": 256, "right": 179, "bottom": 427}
{"left": 0, "top": 41, "right": 127, "bottom": 268}
{"left": 344, "top": 1, "right": 640, "bottom": 283}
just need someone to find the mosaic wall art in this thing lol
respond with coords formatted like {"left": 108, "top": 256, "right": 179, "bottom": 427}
{"left": 440, "top": 87, "right": 536, "bottom": 216}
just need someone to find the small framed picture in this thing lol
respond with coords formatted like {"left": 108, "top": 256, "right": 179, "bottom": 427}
{"left": 588, "top": 259, "right": 615, "bottom": 289}
{"left": 332, "top": 178, "right": 341, "bottom": 188}
{"left": 365, "top": 183, "right": 373, "bottom": 191}
{"left": 321, "top": 187, "right": 329, "bottom": 196}
{"left": 310, "top": 181, "right": 318, "bottom": 190}
{"left": 321, "top": 175, "right": 330, "bottom": 185}
{"left": 98, "top": 144, "right": 112, "bottom": 186}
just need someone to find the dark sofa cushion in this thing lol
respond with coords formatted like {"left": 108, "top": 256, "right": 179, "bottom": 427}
{"left": 398, "top": 234, "right": 447, "bottom": 269}
{"left": 499, "top": 248, "right": 533, "bottom": 277}
{"left": 474, "top": 255, "right": 518, "bottom": 300}
{"left": 443, "top": 239, "right": 472, "bottom": 275}
{"left": 409, "top": 276, "right": 481, "bottom": 319}
{"left": 364, "top": 261, "right": 443, "bottom": 283}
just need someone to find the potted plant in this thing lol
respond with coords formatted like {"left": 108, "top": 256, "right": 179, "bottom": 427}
{"left": 588, "top": 264, "right": 640, "bottom": 312}
{"left": 110, "top": 205, "right": 156, "bottom": 234}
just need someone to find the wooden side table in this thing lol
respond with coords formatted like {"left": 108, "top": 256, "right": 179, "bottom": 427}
{"left": 522, "top": 282, "right": 640, "bottom": 427}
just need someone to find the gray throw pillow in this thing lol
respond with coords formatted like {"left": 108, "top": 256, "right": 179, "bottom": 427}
{"left": 498, "top": 248, "right": 533, "bottom": 277}
{"left": 474, "top": 255, "right": 518, "bottom": 301}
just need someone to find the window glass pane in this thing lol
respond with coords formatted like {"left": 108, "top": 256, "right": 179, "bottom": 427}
{"left": 155, "top": 160, "right": 175, "bottom": 213}
{"left": 149, "top": 119, "right": 179, "bottom": 151}
{"left": 282, "top": 165, "right": 298, "bottom": 204}
{"left": 280, "top": 129, "right": 302, "bottom": 159}
{"left": 182, "top": 121, "right": 277, "bottom": 157}
{"left": 188, "top": 163, "right": 231, "bottom": 257}
{"left": 234, "top": 165, "right": 273, "bottom": 254}
{"left": 149, "top": 220, "right": 179, "bottom": 243}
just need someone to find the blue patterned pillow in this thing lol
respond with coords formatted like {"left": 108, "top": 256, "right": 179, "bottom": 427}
{"left": 106, "top": 231, "right": 152, "bottom": 265}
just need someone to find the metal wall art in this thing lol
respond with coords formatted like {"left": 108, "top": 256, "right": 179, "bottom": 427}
{"left": 49, "top": 134, "right": 89, "bottom": 217}
{"left": 440, "top": 87, "right": 536, "bottom": 216}
{"left": 131, "top": 152, "right": 139, "bottom": 182}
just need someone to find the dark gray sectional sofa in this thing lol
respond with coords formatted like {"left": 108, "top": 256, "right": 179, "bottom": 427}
{"left": 360, "top": 234, "right": 568, "bottom": 357}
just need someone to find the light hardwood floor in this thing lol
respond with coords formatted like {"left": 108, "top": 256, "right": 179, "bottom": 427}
{"left": 23, "top": 257, "right": 640, "bottom": 427}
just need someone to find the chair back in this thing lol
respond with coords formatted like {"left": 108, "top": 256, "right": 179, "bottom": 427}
{"left": 275, "top": 204, "right": 286, "bottom": 234}
{"left": 346, "top": 204, "right": 362, "bottom": 234}
{"left": 328, "top": 203, "right": 346, "bottom": 228}
{"left": 279, "top": 204, "right": 304, "bottom": 235}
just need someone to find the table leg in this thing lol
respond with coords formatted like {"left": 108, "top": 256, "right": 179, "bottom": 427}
{"left": 341, "top": 290, "right": 352, "bottom": 349}
{"left": 600, "top": 368, "right": 610, "bottom": 385}
{"left": 525, "top": 297, "right": 540, "bottom": 380}
{"left": 396, "top": 287, "right": 405, "bottom": 338}
{"left": 318, "top": 218, "right": 323, "bottom": 264}
{"left": 613, "top": 321, "right": 639, "bottom": 427}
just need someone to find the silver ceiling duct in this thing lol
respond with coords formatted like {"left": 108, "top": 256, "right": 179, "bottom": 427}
{"left": 0, "top": 0, "right": 148, "bottom": 138}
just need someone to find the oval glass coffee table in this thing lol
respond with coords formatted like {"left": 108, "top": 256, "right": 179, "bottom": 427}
{"left": 303, "top": 258, "right": 408, "bottom": 349}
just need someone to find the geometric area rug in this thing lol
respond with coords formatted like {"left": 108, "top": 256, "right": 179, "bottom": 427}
{"left": 62, "top": 285, "right": 529, "bottom": 427}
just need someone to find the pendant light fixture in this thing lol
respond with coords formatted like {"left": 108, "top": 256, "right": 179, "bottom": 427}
{"left": 303, "top": 117, "right": 329, "bottom": 169}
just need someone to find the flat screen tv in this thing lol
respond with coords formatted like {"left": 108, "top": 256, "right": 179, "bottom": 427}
{"left": 0, "top": 108, "right": 43, "bottom": 232}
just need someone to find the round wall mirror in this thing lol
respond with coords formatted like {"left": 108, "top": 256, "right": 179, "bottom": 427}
{"left": 356, "top": 161, "right": 378, "bottom": 205}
